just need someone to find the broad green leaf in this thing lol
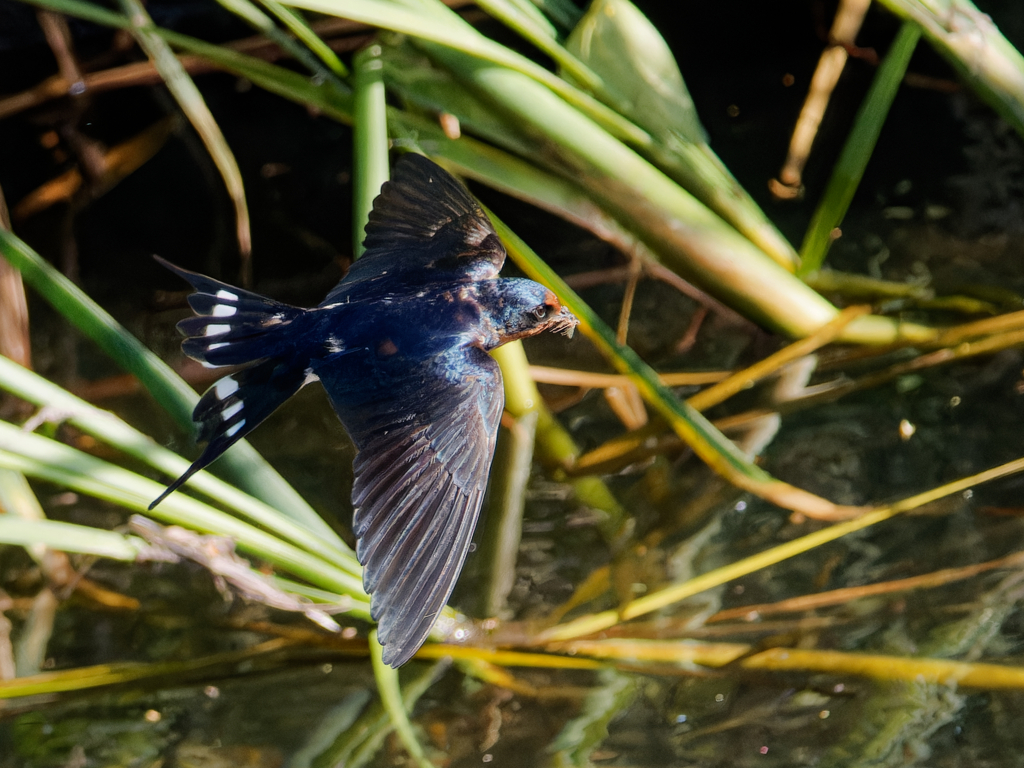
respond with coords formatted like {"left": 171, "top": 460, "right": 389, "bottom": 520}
{"left": 566, "top": 0, "right": 705, "bottom": 143}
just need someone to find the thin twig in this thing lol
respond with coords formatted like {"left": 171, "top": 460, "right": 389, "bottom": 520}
{"left": 708, "top": 550, "right": 1024, "bottom": 623}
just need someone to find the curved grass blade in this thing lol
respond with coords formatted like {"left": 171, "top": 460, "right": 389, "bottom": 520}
{"left": 163, "top": 27, "right": 354, "bottom": 120}
{"left": 290, "top": 689, "right": 374, "bottom": 768}
{"left": 487, "top": 0, "right": 560, "bottom": 40}
{"left": 0, "top": 355, "right": 356, "bottom": 570}
{"left": 0, "top": 516, "right": 146, "bottom": 561}
{"left": 117, "top": 0, "right": 252, "bottom": 273}
{"left": 566, "top": 0, "right": 706, "bottom": 143}
{"left": 216, "top": 0, "right": 345, "bottom": 86}
{"left": 310, "top": 660, "right": 446, "bottom": 768}
{"left": 258, "top": 0, "right": 350, "bottom": 78}
{"left": 529, "top": 0, "right": 582, "bottom": 33}
{"left": 548, "top": 668, "right": 635, "bottom": 767}
{"left": 0, "top": 421, "right": 369, "bottom": 606}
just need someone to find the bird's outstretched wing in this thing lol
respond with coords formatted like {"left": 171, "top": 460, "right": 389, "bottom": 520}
{"left": 326, "top": 154, "right": 505, "bottom": 300}
{"left": 319, "top": 346, "right": 503, "bottom": 667}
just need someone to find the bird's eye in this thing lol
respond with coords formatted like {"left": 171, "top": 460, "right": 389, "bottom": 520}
{"left": 532, "top": 305, "right": 549, "bottom": 321}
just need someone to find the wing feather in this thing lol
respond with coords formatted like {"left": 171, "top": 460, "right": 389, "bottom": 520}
{"left": 323, "top": 346, "right": 503, "bottom": 667}
{"left": 375, "top": 485, "right": 479, "bottom": 651}
{"left": 324, "top": 155, "right": 505, "bottom": 301}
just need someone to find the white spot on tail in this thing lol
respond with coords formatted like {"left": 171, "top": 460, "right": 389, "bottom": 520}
{"left": 215, "top": 377, "right": 239, "bottom": 399}
{"left": 206, "top": 324, "right": 231, "bottom": 337}
{"left": 212, "top": 304, "right": 237, "bottom": 317}
{"left": 216, "top": 290, "right": 238, "bottom": 301}
{"left": 222, "top": 401, "right": 243, "bottom": 421}
{"left": 302, "top": 369, "right": 319, "bottom": 387}
{"left": 225, "top": 420, "right": 245, "bottom": 438}
{"left": 208, "top": 342, "right": 228, "bottom": 351}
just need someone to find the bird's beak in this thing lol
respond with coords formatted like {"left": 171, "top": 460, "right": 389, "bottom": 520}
{"left": 551, "top": 307, "right": 579, "bottom": 339}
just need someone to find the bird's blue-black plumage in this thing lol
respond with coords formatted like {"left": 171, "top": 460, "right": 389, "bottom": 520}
{"left": 152, "top": 154, "right": 577, "bottom": 666}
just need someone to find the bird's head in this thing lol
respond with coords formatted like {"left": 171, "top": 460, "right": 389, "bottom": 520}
{"left": 483, "top": 278, "right": 579, "bottom": 346}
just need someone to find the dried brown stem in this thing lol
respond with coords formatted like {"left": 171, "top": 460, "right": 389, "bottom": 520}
{"left": 708, "top": 550, "right": 1024, "bottom": 623}
{"left": 771, "top": 0, "right": 872, "bottom": 197}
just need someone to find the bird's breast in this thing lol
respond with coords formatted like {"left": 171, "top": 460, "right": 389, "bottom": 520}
{"left": 313, "top": 284, "right": 494, "bottom": 374}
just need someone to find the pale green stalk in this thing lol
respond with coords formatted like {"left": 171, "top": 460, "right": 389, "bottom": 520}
{"left": 353, "top": 44, "right": 390, "bottom": 258}
{"left": 351, "top": 39, "right": 443, "bottom": 751}
{"left": 216, "top": 0, "right": 339, "bottom": 83}
{"left": 259, "top": 0, "right": 350, "bottom": 78}
{"left": 369, "top": 632, "right": 436, "bottom": 768}
{"left": 476, "top": 407, "right": 536, "bottom": 617}
{"left": 491, "top": 342, "right": 628, "bottom": 543}
{"left": 352, "top": 41, "right": 436, "bottom": 760}
{"left": 0, "top": 516, "right": 146, "bottom": 561}
{"left": 876, "top": 0, "right": 1024, "bottom": 140}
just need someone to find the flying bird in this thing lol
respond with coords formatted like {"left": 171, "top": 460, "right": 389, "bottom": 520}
{"left": 150, "top": 154, "right": 578, "bottom": 666}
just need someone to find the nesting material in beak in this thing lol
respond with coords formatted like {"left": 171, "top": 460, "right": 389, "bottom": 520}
{"left": 552, "top": 307, "right": 579, "bottom": 339}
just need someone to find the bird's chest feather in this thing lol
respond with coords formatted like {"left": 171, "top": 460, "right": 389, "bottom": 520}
{"left": 310, "top": 284, "right": 494, "bottom": 399}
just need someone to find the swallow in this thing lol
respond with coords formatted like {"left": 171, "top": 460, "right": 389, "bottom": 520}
{"left": 150, "top": 153, "right": 578, "bottom": 666}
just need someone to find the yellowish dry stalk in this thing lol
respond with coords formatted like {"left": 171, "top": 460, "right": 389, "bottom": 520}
{"left": 773, "top": 0, "right": 872, "bottom": 196}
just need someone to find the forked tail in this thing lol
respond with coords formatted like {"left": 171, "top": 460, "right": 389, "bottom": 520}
{"left": 150, "top": 257, "right": 313, "bottom": 508}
